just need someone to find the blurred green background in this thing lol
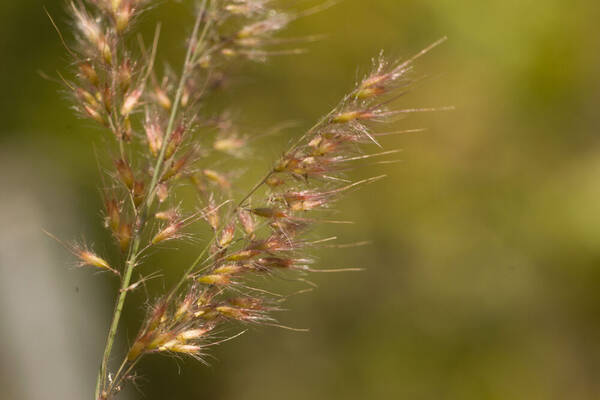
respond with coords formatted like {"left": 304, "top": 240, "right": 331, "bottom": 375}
{"left": 2, "top": 0, "right": 600, "bottom": 399}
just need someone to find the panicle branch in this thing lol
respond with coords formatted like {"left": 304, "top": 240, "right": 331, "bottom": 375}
{"left": 120, "top": 35, "right": 447, "bottom": 398}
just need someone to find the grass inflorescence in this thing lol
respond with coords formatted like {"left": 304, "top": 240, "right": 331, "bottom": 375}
{"left": 47, "top": 1, "right": 445, "bottom": 398}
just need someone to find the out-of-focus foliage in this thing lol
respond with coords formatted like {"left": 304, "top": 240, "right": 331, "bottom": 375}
{"left": 2, "top": 0, "right": 600, "bottom": 399}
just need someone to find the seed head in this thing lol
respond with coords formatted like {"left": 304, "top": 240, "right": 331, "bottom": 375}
{"left": 237, "top": 209, "right": 256, "bottom": 237}
{"left": 100, "top": 86, "right": 112, "bottom": 112}
{"left": 78, "top": 63, "right": 99, "bottom": 86}
{"left": 133, "top": 180, "right": 145, "bottom": 206}
{"left": 196, "top": 274, "right": 231, "bottom": 286}
{"left": 118, "top": 60, "right": 133, "bottom": 92}
{"left": 205, "top": 198, "right": 220, "bottom": 231}
{"left": 174, "top": 288, "right": 198, "bottom": 322}
{"left": 356, "top": 85, "right": 386, "bottom": 100}
{"left": 159, "top": 342, "right": 202, "bottom": 355}
{"left": 161, "top": 151, "right": 193, "bottom": 182}
{"left": 331, "top": 110, "right": 363, "bottom": 124}
{"left": 104, "top": 198, "right": 121, "bottom": 233}
{"left": 73, "top": 245, "right": 120, "bottom": 275}
{"left": 71, "top": 3, "right": 102, "bottom": 45}
{"left": 153, "top": 86, "right": 172, "bottom": 111}
{"left": 82, "top": 103, "right": 104, "bottom": 124}
{"left": 250, "top": 207, "right": 287, "bottom": 219}
{"left": 229, "top": 296, "right": 264, "bottom": 310}
{"left": 115, "top": 158, "right": 135, "bottom": 189}
{"left": 114, "top": 3, "right": 134, "bottom": 32}
{"left": 212, "top": 263, "right": 244, "bottom": 275}
{"left": 121, "top": 88, "right": 142, "bottom": 116}
{"left": 217, "top": 222, "right": 236, "bottom": 248}
{"left": 164, "top": 123, "right": 186, "bottom": 159}
{"left": 151, "top": 221, "right": 184, "bottom": 245}
{"left": 144, "top": 112, "right": 164, "bottom": 157}
{"left": 79, "top": 249, "right": 110, "bottom": 269}
{"left": 215, "top": 305, "right": 269, "bottom": 323}
{"left": 255, "top": 256, "right": 310, "bottom": 271}
{"left": 176, "top": 328, "right": 210, "bottom": 341}
{"left": 117, "top": 222, "right": 132, "bottom": 252}
{"left": 156, "top": 208, "right": 179, "bottom": 222}
{"left": 76, "top": 87, "right": 99, "bottom": 108}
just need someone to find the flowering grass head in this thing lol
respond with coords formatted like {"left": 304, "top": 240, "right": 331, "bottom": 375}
{"left": 46, "top": 1, "right": 446, "bottom": 398}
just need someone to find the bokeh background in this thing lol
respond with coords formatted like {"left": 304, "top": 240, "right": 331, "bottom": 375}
{"left": 2, "top": 0, "right": 600, "bottom": 399}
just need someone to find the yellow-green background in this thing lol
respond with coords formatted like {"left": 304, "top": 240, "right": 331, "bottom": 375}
{"left": 2, "top": 1, "right": 600, "bottom": 399}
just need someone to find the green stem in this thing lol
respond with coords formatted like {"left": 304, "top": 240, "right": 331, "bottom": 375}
{"left": 95, "top": 236, "right": 142, "bottom": 399}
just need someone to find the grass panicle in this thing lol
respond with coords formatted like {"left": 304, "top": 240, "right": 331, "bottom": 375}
{"left": 47, "top": 1, "right": 445, "bottom": 398}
